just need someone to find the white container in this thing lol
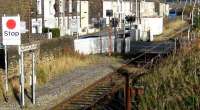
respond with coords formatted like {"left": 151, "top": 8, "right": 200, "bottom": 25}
{"left": 141, "top": 16, "right": 163, "bottom": 36}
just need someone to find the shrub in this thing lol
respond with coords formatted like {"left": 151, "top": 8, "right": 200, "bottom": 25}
{"left": 193, "top": 15, "right": 200, "bottom": 31}
{"left": 42, "top": 28, "right": 60, "bottom": 38}
{"left": 51, "top": 28, "right": 60, "bottom": 38}
{"left": 42, "top": 27, "right": 49, "bottom": 33}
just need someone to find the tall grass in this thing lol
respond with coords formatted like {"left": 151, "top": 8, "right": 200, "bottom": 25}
{"left": 155, "top": 18, "right": 187, "bottom": 41}
{"left": 36, "top": 51, "right": 119, "bottom": 85}
{"left": 135, "top": 41, "right": 200, "bottom": 109}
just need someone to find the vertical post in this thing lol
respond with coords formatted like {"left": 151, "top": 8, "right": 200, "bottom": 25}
{"left": 32, "top": 52, "right": 36, "bottom": 104}
{"left": 58, "top": 0, "right": 60, "bottom": 29}
{"left": 188, "top": 27, "right": 190, "bottom": 41}
{"left": 136, "top": 0, "right": 138, "bottom": 23}
{"left": 175, "top": 38, "right": 177, "bottom": 54}
{"left": 20, "top": 52, "right": 25, "bottom": 107}
{"left": 99, "top": 13, "right": 102, "bottom": 54}
{"left": 124, "top": 74, "right": 131, "bottom": 110}
{"left": 4, "top": 45, "right": 8, "bottom": 93}
{"left": 109, "top": 27, "right": 112, "bottom": 56}
{"left": 29, "top": 0, "right": 32, "bottom": 38}
{"left": 18, "top": 46, "right": 21, "bottom": 105}
{"left": 36, "top": 0, "right": 38, "bottom": 33}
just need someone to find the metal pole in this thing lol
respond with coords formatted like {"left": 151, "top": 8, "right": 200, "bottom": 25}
{"left": 125, "top": 74, "right": 131, "bottom": 110}
{"left": 32, "top": 52, "right": 36, "bottom": 104}
{"left": 4, "top": 45, "right": 8, "bottom": 93}
{"left": 136, "top": 0, "right": 138, "bottom": 23}
{"left": 109, "top": 27, "right": 112, "bottom": 56}
{"left": 21, "top": 52, "right": 25, "bottom": 107}
{"left": 18, "top": 45, "right": 21, "bottom": 105}
{"left": 36, "top": 0, "right": 38, "bottom": 33}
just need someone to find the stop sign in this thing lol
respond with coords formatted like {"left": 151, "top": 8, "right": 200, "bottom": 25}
{"left": 2, "top": 16, "right": 21, "bottom": 45}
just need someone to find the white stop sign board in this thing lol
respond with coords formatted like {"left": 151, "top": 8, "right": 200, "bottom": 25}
{"left": 2, "top": 16, "right": 21, "bottom": 45}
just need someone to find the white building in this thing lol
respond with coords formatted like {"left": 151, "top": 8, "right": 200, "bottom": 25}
{"left": 32, "top": 0, "right": 89, "bottom": 36}
{"left": 159, "top": 3, "right": 169, "bottom": 17}
{"left": 103, "top": 0, "right": 169, "bottom": 41}
{"left": 103, "top": 0, "right": 160, "bottom": 25}
{"left": 103, "top": 0, "right": 133, "bottom": 25}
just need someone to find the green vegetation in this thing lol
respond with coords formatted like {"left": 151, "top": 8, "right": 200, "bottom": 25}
{"left": 43, "top": 28, "right": 60, "bottom": 38}
{"left": 135, "top": 41, "right": 200, "bottom": 109}
{"left": 194, "top": 15, "right": 200, "bottom": 31}
{"left": 36, "top": 51, "right": 120, "bottom": 85}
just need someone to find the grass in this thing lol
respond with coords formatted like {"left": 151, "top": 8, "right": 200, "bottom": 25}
{"left": 134, "top": 40, "right": 200, "bottom": 109}
{"left": 36, "top": 51, "right": 121, "bottom": 85}
{"left": 155, "top": 18, "right": 188, "bottom": 41}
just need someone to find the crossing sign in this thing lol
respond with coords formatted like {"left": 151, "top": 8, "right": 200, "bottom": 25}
{"left": 2, "top": 15, "right": 21, "bottom": 45}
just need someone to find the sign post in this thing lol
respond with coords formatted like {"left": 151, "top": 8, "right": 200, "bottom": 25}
{"left": 32, "top": 52, "right": 36, "bottom": 104}
{"left": 2, "top": 15, "right": 21, "bottom": 102}
{"left": 20, "top": 43, "right": 38, "bottom": 105}
{"left": 2, "top": 15, "right": 38, "bottom": 107}
{"left": 4, "top": 45, "right": 8, "bottom": 92}
{"left": 21, "top": 51, "right": 25, "bottom": 106}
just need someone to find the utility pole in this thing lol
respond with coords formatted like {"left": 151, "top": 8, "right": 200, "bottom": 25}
{"left": 122, "top": 0, "right": 126, "bottom": 54}
{"left": 58, "top": 0, "right": 60, "bottom": 29}
{"left": 29, "top": 0, "right": 32, "bottom": 39}
{"left": 136, "top": 0, "right": 138, "bottom": 23}
{"left": 35, "top": 0, "right": 38, "bottom": 33}
{"left": 42, "top": 0, "right": 45, "bottom": 30}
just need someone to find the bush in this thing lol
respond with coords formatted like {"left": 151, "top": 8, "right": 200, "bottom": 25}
{"left": 193, "top": 16, "right": 200, "bottom": 30}
{"left": 42, "top": 28, "right": 60, "bottom": 38}
{"left": 42, "top": 27, "right": 49, "bottom": 33}
{"left": 51, "top": 28, "right": 60, "bottom": 38}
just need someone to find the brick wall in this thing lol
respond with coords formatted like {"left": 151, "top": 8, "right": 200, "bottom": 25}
{"left": 0, "top": 37, "right": 74, "bottom": 80}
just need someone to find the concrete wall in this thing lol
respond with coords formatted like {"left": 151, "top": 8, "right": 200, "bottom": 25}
{"left": 74, "top": 36, "right": 132, "bottom": 54}
{"left": 140, "top": 17, "right": 163, "bottom": 37}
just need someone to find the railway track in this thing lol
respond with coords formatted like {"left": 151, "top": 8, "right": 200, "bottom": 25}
{"left": 50, "top": 33, "right": 194, "bottom": 110}
{"left": 50, "top": 51, "right": 167, "bottom": 110}
{"left": 50, "top": 70, "right": 125, "bottom": 110}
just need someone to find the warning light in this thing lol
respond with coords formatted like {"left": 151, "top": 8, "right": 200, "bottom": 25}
{"left": 6, "top": 19, "right": 16, "bottom": 29}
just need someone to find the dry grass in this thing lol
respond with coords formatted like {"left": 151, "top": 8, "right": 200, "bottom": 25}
{"left": 36, "top": 52, "right": 120, "bottom": 85}
{"left": 135, "top": 40, "right": 200, "bottom": 110}
{"left": 155, "top": 18, "right": 188, "bottom": 41}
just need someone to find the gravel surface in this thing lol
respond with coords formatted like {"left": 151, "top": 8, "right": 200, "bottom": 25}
{"left": 0, "top": 63, "right": 117, "bottom": 110}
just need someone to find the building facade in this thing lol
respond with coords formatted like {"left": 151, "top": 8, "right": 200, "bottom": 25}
{"left": 32, "top": 0, "right": 89, "bottom": 36}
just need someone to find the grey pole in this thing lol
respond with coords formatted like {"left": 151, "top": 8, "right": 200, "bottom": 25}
{"left": 18, "top": 46, "right": 21, "bottom": 105}
{"left": 32, "top": 52, "right": 36, "bottom": 104}
{"left": 4, "top": 45, "right": 8, "bottom": 93}
{"left": 21, "top": 51, "right": 25, "bottom": 107}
